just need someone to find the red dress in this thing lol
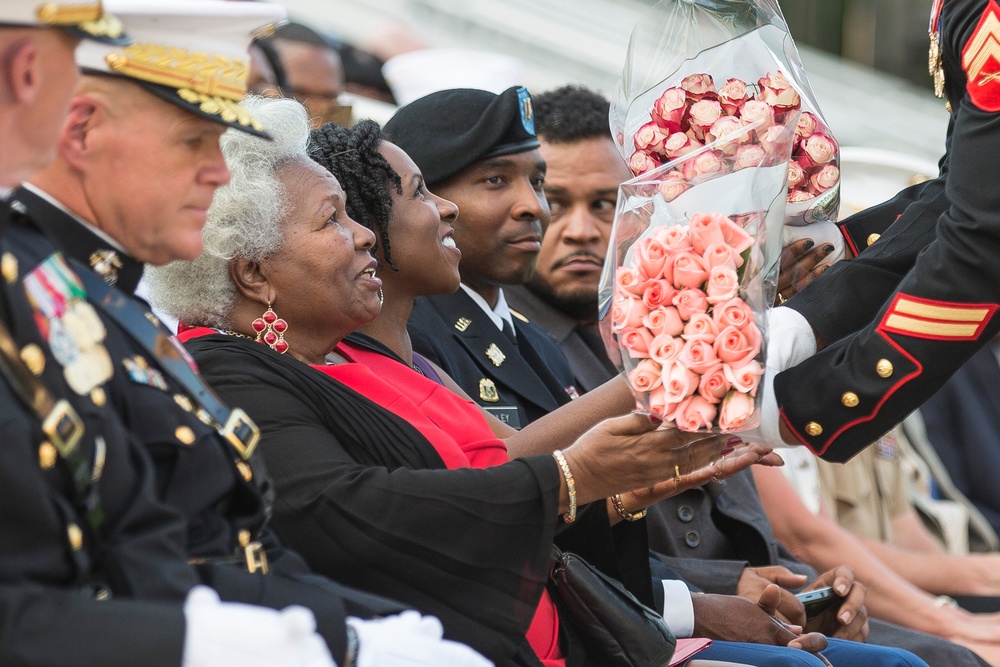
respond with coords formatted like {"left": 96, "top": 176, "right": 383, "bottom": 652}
{"left": 327, "top": 341, "right": 564, "bottom": 666}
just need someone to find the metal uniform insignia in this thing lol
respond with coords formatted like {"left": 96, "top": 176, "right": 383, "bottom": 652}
{"left": 23, "top": 253, "right": 112, "bottom": 395}
{"left": 454, "top": 317, "right": 472, "bottom": 332}
{"left": 123, "top": 355, "right": 169, "bottom": 391}
{"left": 479, "top": 378, "right": 500, "bottom": 403}
{"left": 485, "top": 343, "right": 506, "bottom": 367}
{"left": 1, "top": 253, "right": 18, "bottom": 283}
{"left": 89, "top": 249, "right": 122, "bottom": 286}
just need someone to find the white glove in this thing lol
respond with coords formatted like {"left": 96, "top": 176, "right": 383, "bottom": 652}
{"left": 347, "top": 611, "right": 493, "bottom": 667}
{"left": 182, "top": 586, "right": 336, "bottom": 667}
{"left": 757, "top": 306, "right": 817, "bottom": 449}
{"left": 781, "top": 219, "right": 847, "bottom": 268}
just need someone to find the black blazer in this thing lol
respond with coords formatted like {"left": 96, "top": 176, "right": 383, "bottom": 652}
{"left": 408, "top": 289, "right": 578, "bottom": 428}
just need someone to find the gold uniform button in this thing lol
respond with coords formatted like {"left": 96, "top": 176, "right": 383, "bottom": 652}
{"left": 876, "top": 359, "right": 894, "bottom": 378}
{"left": 20, "top": 344, "right": 45, "bottom": 376}
{"left": 1, "top": 252, "right": 18, "bottom": 283}
{"left": 805, "top": 422, "right": 823, "bottom": 437}
{"left": 238, "top": 528, "right": 251, "bottom": 548}
{"left": 90, "top": 387, "right": 106, "bottom": 407}
{"left": 173, "top": 394, "right": 194, "bottom": 412}
{"left": 38, "top": 441, "right": 57, "bottom": 469}
{"left": 236, "top": 460, "right": 253, "bottom": 482}
{"left": 841, "top": 392, "right": 860, "bottom": 408}
{"left": 67, "top": 523, "right": 84, "bottom": 551}
{"left": 174, "top": 425, "right": 196, "bottom": 445}
{"left": 867, "top": 233, "right": 881, "bottom": 246}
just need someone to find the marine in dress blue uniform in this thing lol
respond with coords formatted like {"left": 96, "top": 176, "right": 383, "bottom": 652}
{"left": 774, "top": 0, "right": 1000, "bottom": 462}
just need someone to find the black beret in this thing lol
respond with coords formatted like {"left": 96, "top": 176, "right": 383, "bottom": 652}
{"left": 383, "top": 86, "right": 540, "bottom": 186}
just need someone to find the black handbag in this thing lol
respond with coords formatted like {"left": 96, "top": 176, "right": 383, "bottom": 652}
{"left": 548, "top": 547, "right": 676, "bottom": 667}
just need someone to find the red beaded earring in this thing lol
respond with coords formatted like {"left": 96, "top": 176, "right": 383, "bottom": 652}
{"left": 252, "top": 302, "right": 289, "bottom": 354}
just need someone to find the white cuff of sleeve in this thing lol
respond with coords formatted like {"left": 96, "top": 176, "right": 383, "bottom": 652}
{"left": 660, "top": 580, "right": 695, "bottom": 639}
{"left": 760, "top": 307, "right": 817, "bottom": 449}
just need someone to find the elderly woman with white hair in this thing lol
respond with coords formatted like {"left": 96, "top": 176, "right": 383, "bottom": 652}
{"left": 146, "top": 96, "right": 778, "bottom": 667}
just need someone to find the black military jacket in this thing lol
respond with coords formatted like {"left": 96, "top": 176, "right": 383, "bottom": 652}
{"left": 7, "top": 187, "right": 406, "bottom": 659}
{"left": 0, "top": 202, "right": 196, "bottom": 665}
{"left": 408, "top": 288, "right": 578, "bottom": 428}
{"left": 776, "top": 0, "right": 1000, "bottom": 462}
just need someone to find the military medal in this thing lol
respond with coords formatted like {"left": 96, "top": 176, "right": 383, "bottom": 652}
{"left": 23, "top": 253, "right": 113, "bottom": 395}
{"left": 485, "top": 343, "right": 506, "bottom": 367}
{"left": 929, "top": 0, "right": 947, "bottom": 104}
{"left": 479, "top": 378, "right": 500, "bottom": 402}
{"left": 89, "top": 249, "right": 123, "bottom": 286}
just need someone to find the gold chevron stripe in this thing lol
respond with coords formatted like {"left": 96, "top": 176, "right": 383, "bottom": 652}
{"left": 964, "top": 7, "right": 1000, "bottom": 81}
{"left": 893, "top": 299, "right": 991, "bottom": 323}
{"left": 884, "top": 314, "right": 981, "bottom": 338}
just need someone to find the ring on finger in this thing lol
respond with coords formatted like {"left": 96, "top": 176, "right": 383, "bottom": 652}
{"left": 673, "top": 465, "right": 682, "bottom": 484}
{"left": 777, "top": 291, "right": 787, "bottom": 305}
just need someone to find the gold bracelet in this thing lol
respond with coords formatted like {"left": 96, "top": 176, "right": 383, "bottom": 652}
{"left": 611, "top": 494, "right": 648, "bottom": 522}
{"left": 552, "top": 449, "right": 576, "bottom": 524}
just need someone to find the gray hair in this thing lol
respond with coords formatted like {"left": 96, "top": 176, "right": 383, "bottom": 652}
{"left": 147, "top": 96, "right": 311, "bottom": 328}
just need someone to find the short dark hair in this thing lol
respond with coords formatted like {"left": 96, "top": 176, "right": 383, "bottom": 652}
{"left": 533, "top": 85, "right": 611, "bottom": 144}
{"left": 273, "top": 21, "right": 333, "bottom": 48}
{"left": 308, "top": 120, "right": 403, "bottom": 270}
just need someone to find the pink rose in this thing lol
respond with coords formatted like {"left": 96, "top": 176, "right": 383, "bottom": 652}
{"left": 724, "top": 359, "right": 764, "bottom": 395}
{"left": 652, "top": 223, "right": 693, "bottom": 251}
{"left": 659, "top": 176, "right": 691, "bottom": 202}
{"left": 718, "top": 390, "right": 755, "bottom": 431}
{"left": 688, "top": 100, "right": 723, "bottom": 139}
{"left": 707, "top": 116, "right": 748, "bottom": 154}
{"left": 757, "top": 71, "right": 801, "bottom": 109}
{"left": 713, "top": 323, "right": 762, "bottom": 367}
{"left": 796, "top": 112, "right": 819, "bottom": 139}
{"left": 635, "top": 236, "right": 670, "bottom": 280}
{"left": 670, "top": 250, "right": 710, "bottom": 289}
{"left": 718, "top": 216, "right": 755, "bottom": 255}
{"left": 680, "top": 73, "right": 716, "bottom": 99}
{"left": 787, "top": 160, "right": 806, "bottom": 189}
{"left": 634, "top": 121, "right": 670, "bottom": 156}
{"left": 787, "top": 188, "right": 814, "bottom": 203}
{"left": 800, "top": 133, "right": 837, "bottom": 167}
{"left": 664, "top": 132, "right": 702, "bottom": 159}
{"left": 739, "top": 100, "right": 773, "bottom": 132}
{"left": 642, "top": 279, "right": 677, "bottom": 309}
{"left": 712, "top": 297, "right": 755, "bottom": 331}
{"left": 620, "top": 326, "right": 655, "bottom": 359}
{"left": 628, "top": 358, "right": 662, "bottom": 393}
{"left": 647, "top": 386, "right": 674, "bottom": 421}
{"left": 644, "top": 306, "right": 685, "bottom": 337}
{"left": 703, "top": 242, "right": 741, "bottom": 271}
{"left": 652, "top": 87, "right": 688, "bottom": 132}
{"left": 673, "top": 288, "right": 709, "bottom": 320}
{"left": 680, "top": 151, "right": 726, "bottom": 181}
{"left": 734, "top": 144, "right": 767, "bottom": 171}
{"left": 688, "top": 212, "right": 728, "bottom": 254}
{"left": 717, "top": 77, "right": 750, "bottom": 115}
{"left": 673, "top": 395, "right": 718, "bottom": 432}
{"left": 698, "top": 363, "right": 731, "bottom": 404}
{"left": 614, "top": 266, "right": 646, "bottom": 296}
{"left": 628, "top": 150, "right": 661, "bottom": 175}
{"left": 682, "top": 312, "right": 720, "bottom": 342}
{"left": 612, "top": 294, "right": 649, "bottom": 331}
{"left": 809, "top": 164, "right": 840, "bottom": 194}
{"left": 759, "top": 124, "right": 791, "bottom": 155}
{"left": 678, "top": 338, "right": 719, "bottom": 375}
{"left": 706, "top": 265, "right": 739, "bottom": 305}
{"left": 663, "top": 360, "right": 701, "bottom": 404}
{"left": 650, "top": 333, "right": 685, "bottom": 365}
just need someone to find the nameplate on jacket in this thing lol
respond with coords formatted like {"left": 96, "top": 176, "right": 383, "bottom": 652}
{"left": 484, "top": 405, "right": 521, "bottom": 429}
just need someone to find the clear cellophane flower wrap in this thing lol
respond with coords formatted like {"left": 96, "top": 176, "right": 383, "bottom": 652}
{"left": 610, "top": 0, "right": 840, "bottom": 227}
{"left": 599, "top": 112, "right": 799, "bottom": 433}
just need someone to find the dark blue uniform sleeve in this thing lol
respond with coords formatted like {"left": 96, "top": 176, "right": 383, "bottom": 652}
{"left": 775, "top": 0, "right": 1000, "bottom": 462}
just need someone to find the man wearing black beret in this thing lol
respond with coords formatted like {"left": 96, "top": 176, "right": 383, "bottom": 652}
{"left": 385, "top": 86, "right": 578, "bottom": 428}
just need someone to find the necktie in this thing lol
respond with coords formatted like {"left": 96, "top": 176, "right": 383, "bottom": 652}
{"left": 501, "top": 319, "right": 518, "bottom": 348}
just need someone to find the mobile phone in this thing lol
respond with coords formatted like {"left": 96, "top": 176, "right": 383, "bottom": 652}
{"left": 795, "top": 586, "right": 838, "bottom": 621}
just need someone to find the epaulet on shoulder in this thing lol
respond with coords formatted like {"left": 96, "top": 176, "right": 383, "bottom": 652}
{"left": 510, "top": 309, "right": 529, "bottom": 323}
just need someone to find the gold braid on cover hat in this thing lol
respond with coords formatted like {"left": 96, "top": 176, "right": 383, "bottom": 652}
{"left": 36, "top": 2, "right": 125, "bottom": 39}
{"left": 105, "top": 43, "right": 263, "bottom": 131}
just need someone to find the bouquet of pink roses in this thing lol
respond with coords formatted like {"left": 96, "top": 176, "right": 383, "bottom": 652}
{"left": 614, "top": 212, "right": 764, "bottom": 430}
{"left": 611, "top": 0, "right": 840, "bottom": 227}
